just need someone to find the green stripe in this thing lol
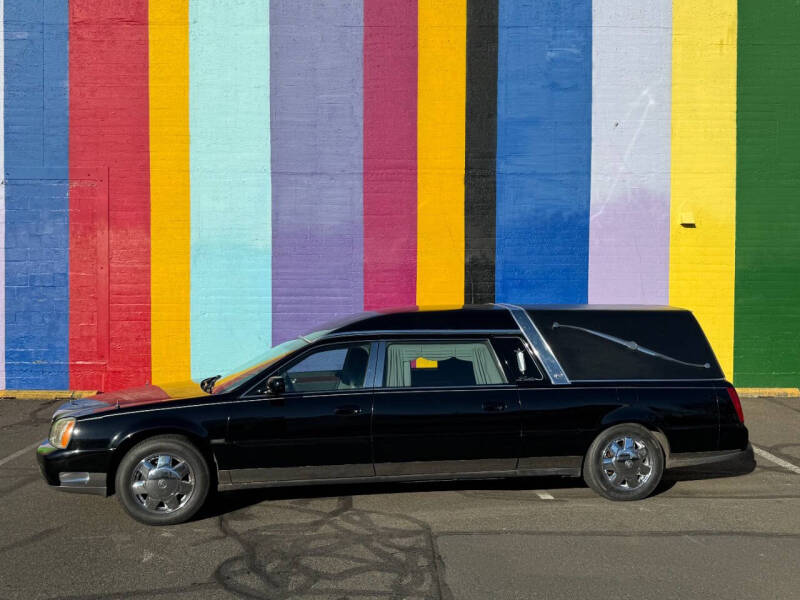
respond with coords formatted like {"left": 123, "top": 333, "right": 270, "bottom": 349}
{"left": 735, "top": 1, "right": 800, "bottom": 386}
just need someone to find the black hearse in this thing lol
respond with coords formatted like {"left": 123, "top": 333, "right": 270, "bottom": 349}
{"left": 38, "top": 305, "right": 752, "bottom": 525}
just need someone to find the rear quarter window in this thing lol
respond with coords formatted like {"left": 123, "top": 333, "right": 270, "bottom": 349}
{"left": 530, "top": 310, "right": 724, "bottom": 381}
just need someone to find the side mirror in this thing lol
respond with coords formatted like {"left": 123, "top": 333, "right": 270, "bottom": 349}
{"left": 267, "top": 376, "right": 286, "bottom": 395}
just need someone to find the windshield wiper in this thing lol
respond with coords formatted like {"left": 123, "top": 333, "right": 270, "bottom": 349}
{"left": 552, "top": 322, "right": 711, "bottom": 369}
{"left": 200, "top": 374, "right": 221, "bottom": 393}
{"left": 298, "top": 335, "right": 312, "bottom": 343}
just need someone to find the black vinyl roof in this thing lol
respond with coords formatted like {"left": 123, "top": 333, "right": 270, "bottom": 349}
{"left": 327, "top": 304, "right": 518, "bottom": 334}
{"left": 323, "top": 304, "right": 724, "bottom": 381}
{"left": 326, "top": 304, "right": 690, "bottom": 335}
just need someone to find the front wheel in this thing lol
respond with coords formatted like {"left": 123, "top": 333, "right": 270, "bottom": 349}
{"left": 583, "top": 424, "right": 664, "bottom": 501}
{"left": 115, "top": 435, "right": 210, "bottom": 525}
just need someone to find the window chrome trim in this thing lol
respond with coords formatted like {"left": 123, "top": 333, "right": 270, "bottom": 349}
{"left": 322, "top": 329, "right": 520, "bottom": 339}
{"left": 496, "top": 303, "right": 570, "bottom": 385}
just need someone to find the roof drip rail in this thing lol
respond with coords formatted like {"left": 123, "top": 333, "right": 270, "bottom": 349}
{"left": 496, "top": 304, "right": 570, "bottom": 385}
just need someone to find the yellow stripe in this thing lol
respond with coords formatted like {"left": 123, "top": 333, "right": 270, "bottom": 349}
{"left": 149, "top": 1, "right": 191, "bottom": 383}
{"left": 417, "top": 0, "right": 466, "bottom": 306}
{"left": 670, "top": 0, "right": 737, "bottom": 378}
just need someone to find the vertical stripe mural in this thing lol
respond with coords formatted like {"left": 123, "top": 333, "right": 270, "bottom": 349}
{"left": 735, "top": 1, "right": 800, "bottom": 386}
{"left": 464, "top": 0, "right": 498, "bottom": 305}
{"left": 270, "top": 0, "right": 364, "bottom": 343}
{"left": 670, "top": 0, "right": 737, "bottom": 378}
{"left": 189, "top": 0, "right": 271, "bottom": 380}
{"left": 588, "top": 0, "right": 671, "bottom": 304}
{"left": 4, "top": 0, "right": 69, "bottom": 389}
{"left": 69, "top": 1, "right": 150, "bottom": 391}
{"left": 149, "top": 1, "right": 190, "bottom": 384}
{"left": 495, "top": 0, "right": 592, "bottom": 304}
{"left": 3, "top": 1, "right": 800, "bottom": 391}
{"left": 363, "top": 0, "right": 417, "bottom": 311}
{"left": 416, "top": 0, "right": 466, "bottom": 306}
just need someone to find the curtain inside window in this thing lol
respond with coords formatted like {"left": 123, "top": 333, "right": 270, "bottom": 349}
{"left": 385, "top": 342, "right": 505, "bottom": 387}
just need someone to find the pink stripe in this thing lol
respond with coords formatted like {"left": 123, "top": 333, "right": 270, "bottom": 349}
{"left": 363, "top": 0, "right": 417, "bottom": 310}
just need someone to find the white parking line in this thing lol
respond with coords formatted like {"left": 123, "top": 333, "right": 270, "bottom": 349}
{"left": 753, "top": 446, "right": 800, "bottom": 475}
{"left": 536, "top": 491, "right": 555, "bottom": 500}
{"left": 0, "top": 441, "right": 40, "bottom": 468}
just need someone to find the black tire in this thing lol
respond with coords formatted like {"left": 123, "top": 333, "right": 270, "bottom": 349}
{"left": 115, "top": 435, "right": 210, "bottom": 526}
{"left": 583, "top": 424, "right": 664, "bottom": 501}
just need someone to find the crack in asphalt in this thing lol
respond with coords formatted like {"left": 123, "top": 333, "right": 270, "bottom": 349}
{"left": 0, "top": 527, "right": 62, "bottom": 556}
{"left": 763, "top": 396, "right": 800, "bottom": 416}
{"left": 213, "top": 496, "right": 454, "bottom": 599}
{"left": 45, "top": 581, "right": 220, "bottom": 600}
{"left": 0, "top": 474, "right": 39, "bottom": 499}
{"left": 0, "top": 400, "right": 59, "bottom": 433}
{"left": 435, "top": 529, "right": 800, "bottom": 539}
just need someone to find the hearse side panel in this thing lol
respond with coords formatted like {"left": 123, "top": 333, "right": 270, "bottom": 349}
{"left": 518, "top": 387, "right": 620, "bottom": 460}
{"left": 626, "top": 387, "right": 719, "bottom": 453}
{"left": 518, "top": 384, "right": 720, "bottom": 461}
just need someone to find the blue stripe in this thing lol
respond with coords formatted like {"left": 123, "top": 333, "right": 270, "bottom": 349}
{"left": 495, "top": 0, "right": 592, "bottom": 304}
{"left": 4, "top": 0, "right": 69, "bottom": 389}
{"left": 189, "top": 0, "right": 272, "bottom": 380}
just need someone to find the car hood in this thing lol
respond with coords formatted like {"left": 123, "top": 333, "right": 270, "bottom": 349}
{"left": 52, "top": 380, "right": 210, "bottom": 420}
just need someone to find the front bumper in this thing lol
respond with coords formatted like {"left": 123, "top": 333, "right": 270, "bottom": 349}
{"left": 37, "top": 440, "right": 109, "bottom": 496}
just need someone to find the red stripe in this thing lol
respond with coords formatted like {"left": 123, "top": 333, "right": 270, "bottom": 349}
{"left": 363, "top": 0, "right": 418, "bottom": 310}
{"left": 69, "top": 1, "right": 151, "bottom": 391}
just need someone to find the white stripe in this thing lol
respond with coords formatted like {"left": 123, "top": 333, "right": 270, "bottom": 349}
{"left": 536, "top": 491, "right": 555, "bottom": 500}
{"left": 753, "top": 446, "right": 800, "bottom": 475}
{"left": 0, "top": 441, "right": 41, "bottom": 468}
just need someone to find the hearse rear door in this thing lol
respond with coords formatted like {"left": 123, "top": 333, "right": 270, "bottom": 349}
{"left": 491, "top": 336, "right": 616, "bottom": 474}
{"left": 371, "top": 339, "right": 521, "bottom": 476}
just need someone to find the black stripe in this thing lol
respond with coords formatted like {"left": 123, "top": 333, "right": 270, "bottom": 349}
{"left": 464, "top": 0, "right": 498, "bottom": 305}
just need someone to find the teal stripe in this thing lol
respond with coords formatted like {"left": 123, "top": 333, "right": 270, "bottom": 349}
{"left": 189, "top": 0, "right": 271, "bottom": 380}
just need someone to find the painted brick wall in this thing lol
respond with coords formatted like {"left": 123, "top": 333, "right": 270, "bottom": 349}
{"left": 1, "top": 0, "right": 798, "bottom": 391}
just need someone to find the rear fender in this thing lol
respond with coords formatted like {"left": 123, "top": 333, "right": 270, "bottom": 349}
{"left": 599, "top": 406, "right": 671, "bottom": 459}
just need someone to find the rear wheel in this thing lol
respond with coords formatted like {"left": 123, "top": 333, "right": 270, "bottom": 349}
{"left": 583, "top": 424, "right": 664, "bottom": 501}
{"left": 115, "top": 435, "right": 210, "bottom": 525}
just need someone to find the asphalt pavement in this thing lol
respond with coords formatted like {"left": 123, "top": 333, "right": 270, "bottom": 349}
{"left": 1, "top": 395, "right": 798, "bottom": 599}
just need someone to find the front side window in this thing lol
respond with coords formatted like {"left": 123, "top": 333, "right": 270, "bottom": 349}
{"left": 384, "top": 341, "right": 506, "bottom": 388}
{"left": 276, "top": 343, "right": 371, "bottom": 393}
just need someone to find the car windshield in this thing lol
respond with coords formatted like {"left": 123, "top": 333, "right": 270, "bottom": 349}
{"left": 211, "top": 328, "right": 333, "bottom": 394}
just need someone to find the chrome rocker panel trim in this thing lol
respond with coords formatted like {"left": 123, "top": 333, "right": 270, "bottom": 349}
{"left": 56, "top": 472, "right": 107, "bottom": 496}
{"left": 217, "top": 457, "right": 582, "bottom": 491}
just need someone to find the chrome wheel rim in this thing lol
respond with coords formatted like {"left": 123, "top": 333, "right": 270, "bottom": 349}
{"left": 600, "top": 435, "right": 653, "bottom": 491}
{"left": 130, "top": 453, "right": 195, "bottom": 513}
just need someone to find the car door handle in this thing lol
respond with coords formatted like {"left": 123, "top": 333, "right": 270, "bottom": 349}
{"left": 482, "top": 401, "right": 506, "bottom": 412}
{"left": 334, "top": 405, "right": 363, "bottom": 416}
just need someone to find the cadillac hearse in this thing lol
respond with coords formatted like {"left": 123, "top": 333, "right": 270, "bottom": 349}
{"left": 38, "top": 304, "right": 752, "bottom": 525}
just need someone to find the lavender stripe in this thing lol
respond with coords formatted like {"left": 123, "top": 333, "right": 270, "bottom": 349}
{"left": 270, "top": 0, "right": 364, "bottom": 343}
{"left": 588, "top": 0, "right": 671, "bottom": 303}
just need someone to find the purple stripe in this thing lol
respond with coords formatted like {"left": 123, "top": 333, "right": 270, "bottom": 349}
{"left": 588, "top": 0, "right": 671, "bottom": 303}
{"left": 269, "top": 0, "right": 364, "bottom": 344}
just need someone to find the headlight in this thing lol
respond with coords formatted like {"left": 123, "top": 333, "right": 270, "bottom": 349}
{"left": 49, "top": 418, "right": 76, "bottom": 449}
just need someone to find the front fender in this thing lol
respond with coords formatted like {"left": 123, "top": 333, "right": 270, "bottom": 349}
{"left": 109, "top": 417, "right": 211, "bottom": 451}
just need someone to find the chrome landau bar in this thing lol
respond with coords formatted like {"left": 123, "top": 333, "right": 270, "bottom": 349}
{"left": 496, "top": 303, "right": 571, "bottom": 385}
